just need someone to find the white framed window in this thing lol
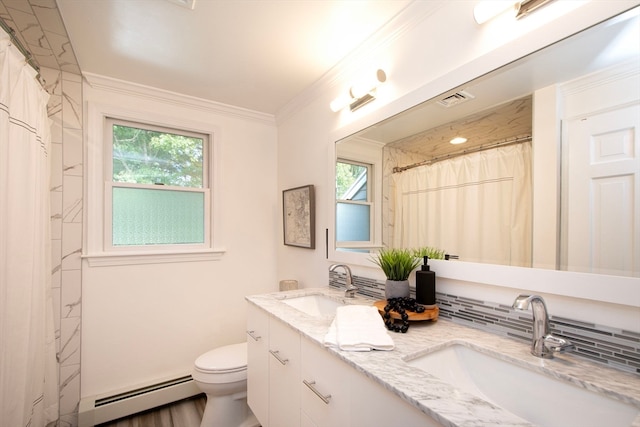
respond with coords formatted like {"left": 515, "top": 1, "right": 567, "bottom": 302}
{"left": 105, "top": 118, "right": 210, "bottom": 250}
{"left": 84, "top": 102, "right": 224, "bottom": 266}
{"left": 330, "top": 137, "right": 383, "bottom": 260}
{"left": 335, "top": 159, "right": 374, "bottom": 249}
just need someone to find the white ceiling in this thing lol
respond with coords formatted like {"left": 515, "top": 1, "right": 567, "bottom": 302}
{"left": 3, "top": 1, "right": 637, "bottom": 145}
{"left": 53, "top": 0, "right": 410, "bottom": 115}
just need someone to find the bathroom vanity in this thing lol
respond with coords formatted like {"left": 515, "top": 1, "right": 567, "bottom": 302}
{"left": 247, "top": 299, "right": 430, "bottom": 427}
{"left": 246, "top": 288, "right": 640, "bottom": 427}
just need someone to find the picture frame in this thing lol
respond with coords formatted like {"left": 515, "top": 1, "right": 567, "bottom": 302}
{"left": 283, "top": 184, "right": 315, "bottom": 249}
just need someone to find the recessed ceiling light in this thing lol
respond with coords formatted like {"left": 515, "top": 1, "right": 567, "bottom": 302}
{"left": 450, "top": 137, "right": 468, "bottom": 145}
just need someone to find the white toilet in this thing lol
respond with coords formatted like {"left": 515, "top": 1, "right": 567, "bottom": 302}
{"left": 192, "top": 342, "right": 259, "bottom": 427}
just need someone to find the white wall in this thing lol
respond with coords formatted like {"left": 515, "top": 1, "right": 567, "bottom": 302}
{"left": 277, "top": 1, "right": 640, "bottom": 329}
{"left": 79, "top": 0, "right": 640, "bottom": 398}
{"left": 81, "top": 77, "right": 279, "bottom": 397}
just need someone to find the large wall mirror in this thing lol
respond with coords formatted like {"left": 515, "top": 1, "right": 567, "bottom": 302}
{"left": 333, "top": 6, "right": 639, "bottom": 278}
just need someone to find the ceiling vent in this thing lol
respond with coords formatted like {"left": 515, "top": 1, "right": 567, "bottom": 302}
{"left": 436, "top": 90, "right": 475, "bottom": 108}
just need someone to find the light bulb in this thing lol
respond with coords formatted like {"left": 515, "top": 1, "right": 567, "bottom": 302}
{"left": 450, "top": 137, "right": 468, "bottom": 145}
{"left": 330, "top": 92, "right": 353, "bottom": 112}
{"left": 473, "top": 1, "right": 520, "bottom": 24}
{"left": 350, "top": 69, "right": 387, "bottom": 99}
{"left": 329, "top": 69, "right": 387, "bottom": 112}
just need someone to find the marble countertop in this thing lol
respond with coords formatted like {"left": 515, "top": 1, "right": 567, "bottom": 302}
{"left": 246, "top": 287, "right": 640, "bottom": 427}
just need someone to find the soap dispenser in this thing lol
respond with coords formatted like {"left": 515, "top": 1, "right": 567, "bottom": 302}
{"left": 415, "top": 256, "right": 436, "bottom": 308}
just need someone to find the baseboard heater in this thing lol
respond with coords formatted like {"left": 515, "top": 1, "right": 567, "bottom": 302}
{"left": 78, "top": 374, "right": 201, "bottom": 427}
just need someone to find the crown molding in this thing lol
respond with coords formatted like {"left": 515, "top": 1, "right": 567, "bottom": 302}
{"left": 274, "top": 0, "right": 445, "bottom": 125}
{"left": 560, "top": 58, "right": 640, "bottom": 97}
{"left": 83, "top": 72, "right": 276, "bottom": 126}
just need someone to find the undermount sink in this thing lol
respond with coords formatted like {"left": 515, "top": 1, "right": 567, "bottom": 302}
{"left": 405, "top": 341, "right": 639, "bottom": 427}
{"left": 280, "top": 294, "right": 344, "bottom": 318}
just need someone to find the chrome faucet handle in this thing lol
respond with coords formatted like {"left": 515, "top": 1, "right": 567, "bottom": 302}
{"left": 512, "top": 294, "right": 574, "bottom": 358}
{"left": 329, "top": 263, "right": 358, "bottom": 298}
{"left": 544, "top": 334, "right": 575, "bottom": 353}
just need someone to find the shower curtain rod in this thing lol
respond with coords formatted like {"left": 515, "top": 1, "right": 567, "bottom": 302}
{"left": 392, "top": 135, "right": 532, "bottom": 173}
{"left": 0, "top": 17, "right": 40, "bottom": 74}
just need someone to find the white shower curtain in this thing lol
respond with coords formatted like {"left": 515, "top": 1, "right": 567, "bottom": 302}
{"left": 392, "top": 142, "right": 532, "bottom": 266}
{"left": 0, "top": 36, "right": 59, "bottom": 426}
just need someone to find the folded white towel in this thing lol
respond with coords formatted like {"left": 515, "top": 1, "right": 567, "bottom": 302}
{"left": 324, "top": 305, "right": 394, "bottom": 352}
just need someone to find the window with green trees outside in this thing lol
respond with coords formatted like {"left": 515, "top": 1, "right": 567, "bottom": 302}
{"left": 336, "top": 159, "right": 372, "bottom": 247}
{"left": 107, "top": 119, "right": 209, "bottom": 247}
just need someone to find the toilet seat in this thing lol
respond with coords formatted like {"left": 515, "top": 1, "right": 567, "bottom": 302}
{"left": 193, "top": 342, "right": 248, "bottom": 384}
{"left": 192, "top": 341, "right": 258, "bottom": 427}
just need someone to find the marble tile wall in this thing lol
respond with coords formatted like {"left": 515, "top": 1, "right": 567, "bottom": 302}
{"left": 0, "top": 0, "right": 81, "bottom": 75}
{"left": 330, "top": 271, "right": 640, "bottom": 375}
{"left": 42, "top": 65, "right": 83, "bottom": 427}
{"left": 1, "top": 1, "right": 84, "bottom": 425}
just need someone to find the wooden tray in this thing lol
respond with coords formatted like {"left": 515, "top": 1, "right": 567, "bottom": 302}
{"left": 374, "top": 300, "right": 439, "bottom": 322}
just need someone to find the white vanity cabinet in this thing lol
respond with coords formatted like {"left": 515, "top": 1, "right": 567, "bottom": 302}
{"left": 268, "top": 317, "right": 301, "bottom": 426}
{"left": 350, "top": 365, "right": 441, "bottom": 426}
{"left": 247, "top": 302, "right": 440, "bottom": 427}
{"left": 300, "top": 338, "right": 351, "bottom": 427}
{"left": 246, "top": 304, "right": 269, "bottom": 426}
{"left": 301, "top": 336, "right": 440, "bottom": 427}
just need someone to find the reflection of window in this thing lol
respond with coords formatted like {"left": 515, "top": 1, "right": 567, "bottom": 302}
{"left": 106, "top": 119, "right": 209, "bottom": 249}
{"left": 336, "top": 160, "right": 372, "bottom": 246}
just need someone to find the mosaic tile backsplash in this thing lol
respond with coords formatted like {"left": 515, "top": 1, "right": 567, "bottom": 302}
{"left": 329, "top": 271, "right": 640, "bottom": 375}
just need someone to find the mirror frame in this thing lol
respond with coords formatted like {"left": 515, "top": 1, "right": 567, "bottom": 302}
{"left": 327, "top": 3, "right": 640, "bottom": 308}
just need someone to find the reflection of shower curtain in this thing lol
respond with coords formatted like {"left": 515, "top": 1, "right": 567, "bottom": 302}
{"left": 392, "top": 142, "right": 532, "bottom": 266}
{"left": 1, "top": 37, "right": 59, "bottom": 425}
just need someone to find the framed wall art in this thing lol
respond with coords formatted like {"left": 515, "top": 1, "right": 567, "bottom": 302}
{"left": 283, "top": 184, "right": 315, "bottom": 249}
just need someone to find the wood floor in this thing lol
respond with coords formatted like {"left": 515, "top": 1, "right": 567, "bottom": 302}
{"left": 97, "top": 394, "right": 206, "bottom": 427}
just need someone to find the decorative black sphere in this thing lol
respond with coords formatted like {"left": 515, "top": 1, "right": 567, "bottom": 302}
{"left": 382, "top": 297, "right": 429, "bottom": 333}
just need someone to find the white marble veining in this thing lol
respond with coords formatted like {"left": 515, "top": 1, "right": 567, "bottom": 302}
{"left": 57, "top": 66, "right": 83, "bottom": 425}
{"left": 61, "top": 76, "right": 82, "bottom": 129}
{"left": 0, "top": 0, "right": 81, "bottom": 74}
{"left": 61, "top": 270, "right": 81, "bottom": 318}
{"left": 62, "top": 175, "right": 82, "bottom": 222}
{"left": 38, "top": 61, "right": 83, "bottom": 424}
{"left": 247, "top": 288, "right": 640, "bottom": 427}
{"left": 59, "top": 364, "right": 80, "bottom": 427}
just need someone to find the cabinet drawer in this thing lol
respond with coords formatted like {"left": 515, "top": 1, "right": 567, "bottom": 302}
{"left": 247, "top": 304, "right": 269, "bottom": 427}
{"left": 301, "top": 338, "right": 351, "bottom": 427}
{"left": 269, "top": 318, "right": 301, "bottom": 427}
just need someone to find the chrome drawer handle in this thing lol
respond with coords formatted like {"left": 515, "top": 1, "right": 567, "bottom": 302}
{"left": 246, "top": 330, "right": 261, "bottom": 341}
{"left": 303, "top": 379, "right": 331, "bottom": 404}
{"left": 269, "top": 350, "right": 289, "bottom": 365}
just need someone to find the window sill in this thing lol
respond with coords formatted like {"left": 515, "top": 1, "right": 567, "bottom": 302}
{"left": 82, "top": 248, "right": 226, "bottom": 267}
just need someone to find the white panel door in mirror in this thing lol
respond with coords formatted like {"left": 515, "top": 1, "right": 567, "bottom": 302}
{"left": 565, "top": 103, "right": 639, "bottom": 277}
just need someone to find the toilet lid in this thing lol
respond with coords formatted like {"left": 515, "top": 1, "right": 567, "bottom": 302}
{"left": 194, "top": 342, "right": 247, "bottom": 373}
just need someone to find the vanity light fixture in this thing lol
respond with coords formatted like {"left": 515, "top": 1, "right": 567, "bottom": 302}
{"left": 514, "top": 0, "right": 555, "bottom": 19}
{"left": 474, "top": 0, "right": 554, "bottom": 24}
{"left": 330, "top": 69, "right": 387, "bottom": 112}
{"left": 450, "top": 137, "right": 468, "bottom": 145}
{"left": 473, "top": 1, "right": 518, "bottom": 24}
{"left": 167, "top": 0, "right": 196, "bottom": 9}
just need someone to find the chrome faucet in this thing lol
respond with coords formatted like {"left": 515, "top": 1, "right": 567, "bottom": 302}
{"left": 512, "top": 294, "right": 574, "bottom": 358}
{"left": 329, "top": 264, "right": 358, "bottom": 298}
